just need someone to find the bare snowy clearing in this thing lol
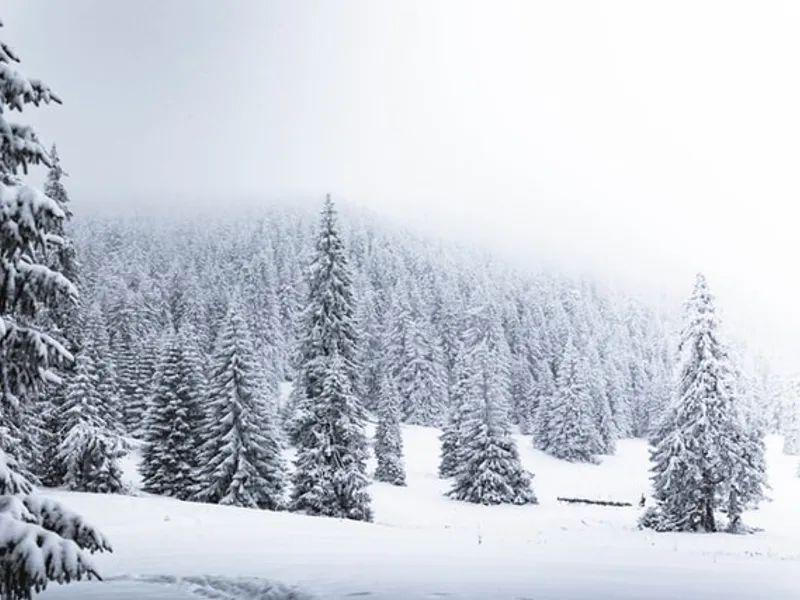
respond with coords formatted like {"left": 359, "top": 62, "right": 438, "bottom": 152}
{"left": 38, "top": 426, "right": 800, "bottom": 599}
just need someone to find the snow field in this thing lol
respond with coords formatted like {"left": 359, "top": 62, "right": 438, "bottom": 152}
{"left": 39, "top": 425, "right": 800, "bottom": 599}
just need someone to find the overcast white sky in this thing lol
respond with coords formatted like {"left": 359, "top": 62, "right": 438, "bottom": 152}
{"left": 5, "top": 0, "right": 800, "bottom": 372}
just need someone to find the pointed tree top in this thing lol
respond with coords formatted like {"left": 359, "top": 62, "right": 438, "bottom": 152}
{"left": 694, "top": 272, "right": 708, "bottom": 290}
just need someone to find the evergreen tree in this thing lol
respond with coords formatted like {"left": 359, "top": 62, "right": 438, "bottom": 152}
{"left": 85, "top": 301, "right": 122, "bottom": 432}
{"left": 448, "top": 308, "right": 537, "bottom": 505}
{"left": 374, "top": 370, "right": 406, "bottom": 486}
{"left": 782, "top": 384, "right": 800, "bottom": 455}
{"left": 58, "top": 423, "right": 126, "bottom": 495}
{"left": 542, "top": 339, "right": 601, "bottom": 463}
{"left": 196, "top": 305, "right": 287, "bottom": 509}
{"left": 291, "top": 353, "right": 372, "bottom": 520}
{"left": 439, "top": 340, "right": 472, "bottom": 478}
{"left": 140, "top": 330, "right": 205, "bottom": 500}
{"left": 115, "top": 336, "right": 144, "bottom": 433}
{"left": 289, "top": 195, "right": 372, "bottom": 521}
{"left": 42, "top": 144, "right": 78, "bottom": 308}
{"left": 54, "top": 339, "right": 125, "bottom": 494}
{"left": 0, "top": 22, "right": 111, "bottom": 597}
{"left": 509, "top": 353, "right": 537, "bottom": 435}
{"left": 718, "top": 361, "right": 769, "bottom": 531}
{"left": 36, "top": 144, "right": 80, "bottom": 483}
{"left": 587, "top": 343, "right": 616, "bottom": 454}
{"left": 396, "top": 294, "right": 448, "bottom": 426}
{"left": 646, "top": 274, "right": 760, "bottom": 533}
{"left": 532, "top": 364, "right": 557, "bottom": 451}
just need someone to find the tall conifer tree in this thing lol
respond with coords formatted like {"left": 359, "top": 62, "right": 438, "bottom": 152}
{"left": 197, "top": 305, "right": 287, "bottom": 509}
{"left": 374, "top": 369, "right": 406, "bottom": 486}
{"left": 0, "top": 22, "right": 111, "bottom": 597}
{"left": 140, "top": 330, "right": 205, "bottom": 500}
{"left": 647, "top": 274, "right": 765, "bottom": 533}
{"left": 448, "top": 306, "right": 536, "bottom": 505}
{"left": 289, "top": 195, "right": 372, "bottom": 521}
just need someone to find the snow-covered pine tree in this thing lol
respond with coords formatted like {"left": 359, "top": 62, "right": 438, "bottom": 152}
{"left": 509, "top": 353, "right": 537, "bottom": 435}
{"left": 531, "top": 363, "right": 557, "bottom": 451}
{"left": 646, "top": 274, "right": 743, "bottom": 533}
{"left": 541, "top": 338, "right": 601, "bottom": 463}
{"left": 56, "top": 337, "right": 125, "bottom": 494}
{"left": 132, "top": 333, "right": 161, "bottom": 434}
{"left": 289, "top": 195, "right": 372, "bottom": 522}
{"left": 291, "top": 353, "right": 372, "bottom": 520}
{"left": 59, "top": 423, "right": 126, "bottom": 495}
{"left": 140, "top": 329, "right": 205, "bottom": 500}
{"left": 587, "top": 343, "right": 616, "bottom": 455}
{"left": 196, "top": 304, "right": 287, "bottom": 509}
{"left": 239, "top": 250, "right": 284, "bottom": 395}
{"left": 448, "top": 306, "right": 537, "bottom": 505}
{"left": 604, "top": 343, "right": 634, "bottom": 439}
{"left": 0, "top": 22, "right": 112, "bottom": 597}
{"left": 84, "top": 301, "right": 123, "bottom": 432}
{"left": 42, "top": 144, "right": 78, "bottom": 326}
{"left": 374, "top": 369, "right": 406, "bottom": 486}
{"left": 115, "top": 336, "right": 143, "bottom": 433}
{"left": 781, "top": 382, "right": 800, "bottom": 455}
{"left": 397, "top": 294, "right": 448, "bottom": 426}
{"left": 717, "top": 360, "right": 768, "bottom": 531}
{"left": 35, "top": 145, "right": 82, "bottom": 480}
{"left": 354, "top": 279, "right": 382, "bottom": 413}
{"left": 439, "top": 339, "right": 473, "bottom": 478}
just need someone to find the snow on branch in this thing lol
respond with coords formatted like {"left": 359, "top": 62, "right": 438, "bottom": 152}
{"left": 0, "top": 452, "right": 33, "bottom": 496}
{"left": 0, "top": 511, "right": 102, "bottom": 600}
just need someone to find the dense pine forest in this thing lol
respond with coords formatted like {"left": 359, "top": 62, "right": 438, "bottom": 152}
{"left": 63, "top": 203, "right": 676, "bottom": 442}
{"left": 10, "top": 188, "right": 792, "bottom": 497}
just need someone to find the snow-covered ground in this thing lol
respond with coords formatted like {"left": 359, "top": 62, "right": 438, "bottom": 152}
{"left": 39, "top": 427, "right": 800, "bottom": 599}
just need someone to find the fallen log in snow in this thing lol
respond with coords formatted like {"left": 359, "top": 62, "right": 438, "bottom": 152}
{"left": 556, "top": 496, "right": 633, "bottom": 507}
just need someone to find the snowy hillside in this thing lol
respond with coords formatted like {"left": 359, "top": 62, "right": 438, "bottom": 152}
{"left": 39, "top": 426, "right": 800, "bottom": 600}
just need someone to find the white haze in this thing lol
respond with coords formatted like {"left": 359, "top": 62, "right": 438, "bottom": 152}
{"left": 5, "top": 0, "right": 800, "bottom": 373}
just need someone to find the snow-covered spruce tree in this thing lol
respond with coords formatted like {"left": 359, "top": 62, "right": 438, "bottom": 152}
{"left": 289, "top": 195, "right": 372, "bottom": 521}
{"left": 59, "top": 423, "right": 126, "bottom": 495}
{"left": 115, "top": 337, "right": 144, "bottom": 433}
{"left": 717, "top": 362, "right": 768, "bottom": 531}
{"left": 55, "top": 338, "right": 125, "bottom": 494}
{"left": 85, "top": 301, "right": 123, "bottom": 433}
{"left": 531, "top": 363, "right": 556, "bottom": 451}
{"left": 509, "top": 353, "right": 537, "bottom": 435}
{"left": 291, "top": 353, "right": 372, "bottom": 520}
{"left": 36, "top": 144, "right": 81, "bottom": 481}
{"left": 439, "top": 339, "right": 473, "bottom": 478}
{"left": 541, "top": 338, "right": 601, "bottom": 463}
{"left": 0, "top": 22, "right": 111, "bottom": 597}
{"left": 448, "top": 307, "right": 537, "bottom": 505}
{"left": 128, "top": 333, "right": 161, "bottom": 436}
{"left": 41, "top": 144, "right": 78, "bottom": 329}
{"left": 781, "top": 383, "right": 800, "bottom": 455}
{"left": 645, "top": 274, "right": 749, "bottom": 533}
{"left": 196, "top": 304, "right": 287, "bottom": 509}
{"left": 397, "top": 303, "right": 448, "bottom": 426}
{"left": 587, "top": 343, "right": 616, "bottom": 455}
{"left": 140, "top": 329, "right": 205, "bottom": 500}
{"left": 374, "top": 370, "right": 406, "bottom": 486}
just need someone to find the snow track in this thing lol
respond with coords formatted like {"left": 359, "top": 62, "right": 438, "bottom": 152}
{"left": 42, "top": 574, "right": 315, "bottom": 600}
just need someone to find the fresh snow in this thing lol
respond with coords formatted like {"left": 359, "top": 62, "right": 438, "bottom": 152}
{"left": 39, "top": 426, "right": 800, "bottom": 600}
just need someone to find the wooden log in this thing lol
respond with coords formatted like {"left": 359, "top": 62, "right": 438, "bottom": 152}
{"left": 556, "top": 496, "right": 633, "bottom": 507}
